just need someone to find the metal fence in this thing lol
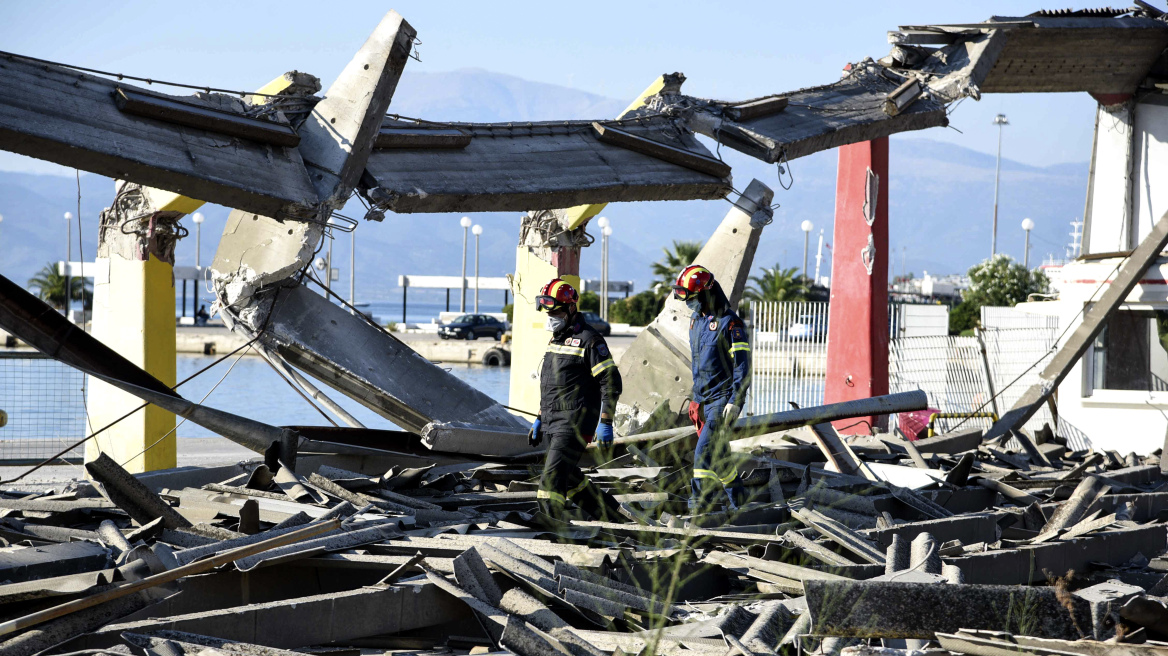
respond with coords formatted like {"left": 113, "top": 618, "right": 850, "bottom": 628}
{"left": 748, "top": 301, "right": 829, "bottom": 414}
{"left": 748, "top": 301, "right": 1092, "bottom": 450}
{"left": 0, "top": 351, "right": 88, "bottom": 464}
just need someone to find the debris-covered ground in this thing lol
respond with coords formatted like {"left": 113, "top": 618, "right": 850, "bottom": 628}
{"left": 3, "top": 419, "right": 1168, "bottom": 656}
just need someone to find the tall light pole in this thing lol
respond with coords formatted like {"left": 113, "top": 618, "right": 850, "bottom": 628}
{"left": 1021, "top": 217, "right": 1035, "bottom": 269}
{"left": 991, "top": 113, "right": 1009, "bottom": 258}
{"left": 0, "top": 215, "right": 4, "bottom": 258}
{"left": 800, "top": 220, "right": 813, "bottom": 281}
{"left": 813, "top": 228, "right": 824, "bottom": 284}
{"left": 192, "top": 212, "right": 205, "bottom": 311}
{"left": 596, "top": 216, "right": 610, "bottom": 320}
{"left": 63, "top": 211, "right": 73, "bottom": 317}
{"left": 471, "top": 224, "right": 483, "bottom": 312}
{"left": 459, "top": 216, "right": 472, "bottom": 312}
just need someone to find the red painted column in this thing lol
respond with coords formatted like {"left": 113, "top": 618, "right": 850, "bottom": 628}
{"left": 824, "top": 138, "right": 889, "bottom": 434}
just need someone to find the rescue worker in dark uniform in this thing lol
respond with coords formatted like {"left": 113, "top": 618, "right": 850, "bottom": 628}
{"left": 528, "top": 278, "right": 625, "bottom": 521}
{"left": 672, "top": 264, "right": 752, "bottom": 512}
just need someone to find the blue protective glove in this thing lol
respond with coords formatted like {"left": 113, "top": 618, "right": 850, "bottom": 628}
{"left": 596, "top": 421, "right": 614, "bottom": 446}
{"left": 528, "top": 418, "right": 542, "bottom": 447}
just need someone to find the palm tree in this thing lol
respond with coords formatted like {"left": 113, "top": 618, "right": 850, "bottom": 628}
{"left": 28, "top": 262, "right": 90, "bottom": 311}
{"left": 650, "top": 240, "right": 704, "bottom": 294}
{"left": 743, "top": 263, "right": 809, "bottom": 303}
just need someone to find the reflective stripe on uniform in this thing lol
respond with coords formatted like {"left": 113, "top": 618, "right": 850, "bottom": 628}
{"left": 590, "top": 359, "right": 616, "bottom": 376}
{"left": 693, "top": 468, "right": 720, "bottom": 481}
{"left": 729, "top": 341, "right": 751, "bottom": 354}
{"left": 536, "top": 489, "right": 566, "bottom": 504}
{"left": 720, "top": 471, "right": 740, "bottom": 485}
{"left": 547, "top": 344, "right": 585, "bottom": 357}
{"left": 565, "top": 479, "right": 590, "bottom": 500}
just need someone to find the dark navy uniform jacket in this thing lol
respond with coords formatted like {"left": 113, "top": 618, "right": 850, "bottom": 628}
{"left": 539, "top": 314, "right": 622, "bottom": 437}
{"left": 689, "top": 309, "right": 751, "bottom": 407}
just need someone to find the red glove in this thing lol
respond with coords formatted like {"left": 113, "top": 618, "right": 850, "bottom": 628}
{"left": 582, "top": 434, "right": 594, "bottom": 444}
{"left": 688, "top": 401, "right": 704, "bottom": 433}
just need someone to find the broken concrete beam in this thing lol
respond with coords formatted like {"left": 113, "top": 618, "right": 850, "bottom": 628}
{"left": 362, "top": 116, "right": 731, "bottom": 214}
{"left": 97, "top": 520, "right": 133, "bottom": 556}
{"left": 945, "top": 523, "right": 1168, "bottom": 585}
{"left": 97, "top": 581, "right": 463, "bottom": 648}
{"left": 85, "top": 453, "right": 192, "bottom": 530}
{"left": 862, "top": 512, "right": 1000, "bottom": 551}
{"left": 0, "top": 54, "right": 320, "bottom": 219}
{"left": 0, "top": 540, "right": 111, "bottom": 584}
{"left": 911, "top": 429, "right": 983, "bottom": 454}
{"left": 119, "top": 631, "right": 309, "bottom": 656}
{"left": 805, "top": 580, "right": 1092, "bottom": 640}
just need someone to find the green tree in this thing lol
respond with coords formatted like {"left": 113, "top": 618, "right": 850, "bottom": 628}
{"left": 949, "top": 254, "right": 1050, "bottom": 333}
{"left": 743, "top": 263, "right": 809, "bottom": 304}
{"left": 501, "top": 303, "right": 514, "bottom": 322}
{"left": 27, "top": 262, "right": 90, "bottom": 311}
{"left": 608, "top": 290, "right": 664, "bottom": 327}
{"left": 578, "top": 290, "right": 600, "bottom": 313}
{"left": 650, "top": 240, "right": 704, "bottom": 295}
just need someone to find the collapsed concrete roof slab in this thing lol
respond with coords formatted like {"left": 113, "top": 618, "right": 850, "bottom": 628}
{"left": 0, "top": 54, "right": 320, "bottom": 220}
{"left": 896, "top": 14, "right": 1168, "bottom": 96}
{"left": 360, "top": 116, "right": 732, "bottom": 213}
{"left": 690, "top": 64, "right": 949, "bottom": 164}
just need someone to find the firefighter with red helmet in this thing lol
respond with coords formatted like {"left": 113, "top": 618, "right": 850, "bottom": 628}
{"left": 528, "top": 278, "right": 624, "bottom": 521}
{"left": 673, "top": 264, "right": 751, "bottom": 512}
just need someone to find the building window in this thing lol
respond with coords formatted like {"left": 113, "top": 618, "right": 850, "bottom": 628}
{"left": 1086, "top": 310, "right": 1168, "bottom": 393}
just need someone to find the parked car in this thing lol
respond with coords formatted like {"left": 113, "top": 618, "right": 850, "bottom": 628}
{"left": 439, "top": 314, "right": 507, "bottom": 340}
{"left": 581, "top": 311, "right": 611, "bottom": 336}
{"left": 786, "top": 314, "right": 827, "bottom": 341}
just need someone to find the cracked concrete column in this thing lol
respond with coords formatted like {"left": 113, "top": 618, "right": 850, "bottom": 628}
{"left": 85, "top": 183, "right": 186, "bottom": 472}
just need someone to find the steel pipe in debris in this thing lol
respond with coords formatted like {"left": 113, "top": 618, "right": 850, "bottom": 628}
{"left": 733, "top": 390, "right": 927, "bottom": 433}
{"left": 600, "top": 390, "right": 928, "bottom": 447}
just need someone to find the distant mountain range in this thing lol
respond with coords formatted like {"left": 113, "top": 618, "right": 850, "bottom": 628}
{"left": 0, "top": 68, "right": 1088, "bottom": 304}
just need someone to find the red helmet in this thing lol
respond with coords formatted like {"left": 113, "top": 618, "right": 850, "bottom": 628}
{"left": 536, "top": 278, "right": 579, "bottom": 312}
{"left": 672, "top": 265, "right": 714, "bottom": 300}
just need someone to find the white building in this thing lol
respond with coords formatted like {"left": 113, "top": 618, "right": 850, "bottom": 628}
{"left": 1015, "top": 97, "right": 1168, "bottom": 454}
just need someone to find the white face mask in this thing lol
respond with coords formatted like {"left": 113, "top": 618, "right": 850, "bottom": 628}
{"left": 545, "top": 315, "right": 566, "bottom": 332}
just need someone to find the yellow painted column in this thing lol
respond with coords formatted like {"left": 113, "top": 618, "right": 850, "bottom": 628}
{"left": 85, "top": 74, "right": 299, "bottom": 473}
{"left": 507, "top": 76, "right": 664, "bottom": 414}
{"left": 87, "top": 253, "right": 178, "bottom": 472}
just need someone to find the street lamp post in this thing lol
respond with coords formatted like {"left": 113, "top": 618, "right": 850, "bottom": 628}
{"left": 800, "top": 220, "right": 813, "bottom": 281}
{"left": 1022, "top": 218, "right": 1035, "bottom": 269}
{"left": 192, "top": 212, "right": 205, "bottom": 313}
{"left": 992, "top": 113, "right": 1009, "bottom": 258}
{"left": 596, "top": 216, "right": 610, "bottom": 320}
{"left": 0, "top": 215, "right": 4, "bottom": 256}
{"left": 63, "top": 212, "right": 73, "bottom": 317}
{"left": 471, "top": 224, "right": 483, "bottom": 312}
{"left": 813, "top": 228, "right": 824, "bottom": 284}
{"left": 459, "top": 216, "right": 472, "bottom": 312}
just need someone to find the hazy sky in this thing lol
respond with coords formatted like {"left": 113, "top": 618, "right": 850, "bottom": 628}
{"left": 0, "top": 1, "right": 1097, "bottom": 176}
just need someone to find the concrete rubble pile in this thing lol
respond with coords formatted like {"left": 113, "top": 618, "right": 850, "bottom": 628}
{"left": 4, "top": 414, "right": 1168, "bottom": 656}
